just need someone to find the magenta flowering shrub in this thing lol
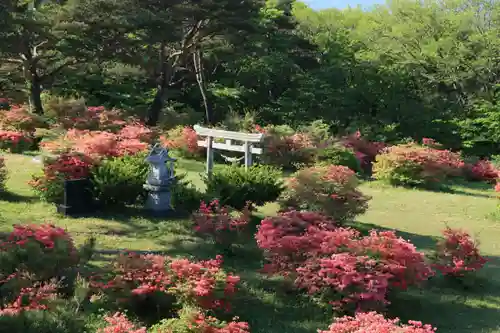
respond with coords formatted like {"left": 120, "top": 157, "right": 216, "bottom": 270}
{"left": 464, "top": 159, "right": 499, "bottom": 182}
{"left": 256, "top": 214, "right": 432, "bottom": 311}
{"left": 433, "top": 227, "right": 487, "bottom": 277}
{"left": 320, "top": 311, "right": 436, "bottom": 333}
{"left": 341, "top": 131, "right": 386, "bottom": 173}
{"left": 98, "top": 312, "right": 147, "bottom": 333}
{"left": 0, "top": 130, "right": 33, "bottom": 153}
{"left": 90, "top": 253, "right": 241, "bottom": 317}
{"left": 279, "top": 165, "right": 370, "bottom": 222}
{"left": 192, "top": 200, "right": 251, "bottom": 248}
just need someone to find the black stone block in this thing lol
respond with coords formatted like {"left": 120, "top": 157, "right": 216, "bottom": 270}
{"left": 56, "top": 178, "right": 96, "bottom": 216}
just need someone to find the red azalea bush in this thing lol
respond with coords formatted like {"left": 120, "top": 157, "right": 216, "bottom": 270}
{"left": 0, "top": 224, "right": 79, "bottom": 280}
{"left": 464, "top": 159, "right": 499, "bottom": 182}
{"left": 341, "top": 131, "right": 385, "bottom": 174}
{"left": 256, "top": 214, "right": 432, "bottom": 311}
{"left": 373, "top": 143, "right": 464, "bottom": 188}
{"left": 91, "top": 253, "right": 240, "bottom": 318}
{"left": 279, "top": 165, "right": 370, "bottom": 222}
{"left": 98, "top": 312, "right": 147, "bottom": 333}
{"left": 319, "top": 311, "right": 436, "bottom": 333}
{"left": 0, "top": 156, "right": 6, "bottom": 191}
{"left": 433, "top": 227, "right": 487, "bottom": 277}
{"left": 0, "top": 283, "right": 58, "bottom": 316}
{"left": 0, "top": 130, "right": 33, "bottom": 153}
{"left": 192, "top": 200, "right": 251, "bottom": 248}
{"left": 161, "top": 126, "right": 204, "bottom": 159}
{"left": 255, "top": 211, "right": 340, "bottom": 275}
{"left": 29, "top": 152, "right": 94, "bottom": 203}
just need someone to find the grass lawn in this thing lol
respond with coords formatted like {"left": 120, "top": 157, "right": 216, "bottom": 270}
{"left": 1, "top": 153, "right": 500, "bottom": 332}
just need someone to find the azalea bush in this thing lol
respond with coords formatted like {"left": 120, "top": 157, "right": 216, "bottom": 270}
{"left": 98, "top": 312, "right": 146, "bottom": 333}
{"left": 315, "top": 144, "right": 361, "bottom": 173}
{"left": 192, "top": 200, "right": 251, "bottom": 249}
{"left": 0, "top": 130, "right": 33, "bottom": 153}
{"left": 90, "top": 253, "right": 240, "bottom": 321}
{"left": 150, "top": 306, "right": 250, "bottom": 333}
{"left": 279, "top": 165, "right": 370, "bottom": 222}
{"left": 464, "top": 159, "right": 499, "bottom": 182}
{"left": 0, "top": 155, "right": 6, "bottom": 191}
{"left": 161, "top": 126, "right": 204, "bottom": 159}
{"left": 432, "top": 227, "right": 487, "bottom": 277}
{"left": 0, "top": 105, "right": 47, "bottom": 132}
{"left": 29, "top": 153, "right": 94, "bottom": 203}
{"left": 260, "top": 125, "right": 316, "bottom": 170}
{"left": 373, "top": 142, "right": 464, "bottom": 188}
{"left": 319, "top": 311, "right": 436, "bottom": 333}
{"left": 341, "top": 131, "right": 386, "bottom": 174}
{"left": 256, "top": 215, "right": 433, "bottom": 312}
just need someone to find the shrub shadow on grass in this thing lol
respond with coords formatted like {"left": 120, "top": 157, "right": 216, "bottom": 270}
{"left": 350, "top": 221, "right": 440, "bottom": 252}
{"left": 0, "top": 190, "right": 38, "bottom": 203}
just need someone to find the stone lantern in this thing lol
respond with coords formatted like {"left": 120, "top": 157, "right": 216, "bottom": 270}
{"left": 143, "top": 144, "right": 176, "bottom": 215}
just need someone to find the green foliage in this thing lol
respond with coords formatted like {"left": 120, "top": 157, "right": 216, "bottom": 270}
{"left": 0, "top": 307, "right": 88, "bottom": 333}
{"left": 90, "top": 152, "right": 149, "bottom": 207}
{"left": 205, "top": 165, "right": 284, "bottom": 210}
{"left": 0, "top": 156, "right": 6, "bottom": 192}
{"left": 316, "top": 145, "right": 361, "bottom": 172}
{"left": 170, "top": 175, "right": 205, "bottom": 214}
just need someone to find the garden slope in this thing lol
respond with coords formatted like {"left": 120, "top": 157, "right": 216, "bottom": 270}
{"left": 1, "top": 153, "right": 500, "bottom": 333}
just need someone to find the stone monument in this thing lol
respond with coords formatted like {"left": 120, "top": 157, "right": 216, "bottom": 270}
{"left": 143, "top": 144, "right": 176, "bottom": 216}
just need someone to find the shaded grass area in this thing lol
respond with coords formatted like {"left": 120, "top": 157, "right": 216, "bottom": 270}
{"left": 1, "top": 153, "right": 500, "bottom": 332}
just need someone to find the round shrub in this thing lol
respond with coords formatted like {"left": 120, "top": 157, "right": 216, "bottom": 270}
{"left": 0, "top": 307, "right": 88, "bottom": 333}
{"left": 0, "top": 155, "right": 7, "bottom": 192}
{"left": 160, "top": 126, "right": 204, "bottom": 159}
{"left": 170, "top": 175, "right": 205, "bottom": 214}
{"left": 373, "top": 143, "right": 464, "bottom": 188}
{"left": 0, "top": 130, "right": 34, "bottom": 153}
{"left": 463, "top": 159, "right": 499, "bottom": 183}
{"left": 205, "top": 164, "right": 284, "bottom": 210}
{"left": 279, "top": 165, "right": 370, "bottom": 222}
{"left": 432, "top": 227, "right": 487, "bottom": 277}
{"left": 316, "top": 145, "right": 361, "bottom": 172}
{"left": 90, "top": 152, "right": 149, "bottom": 207}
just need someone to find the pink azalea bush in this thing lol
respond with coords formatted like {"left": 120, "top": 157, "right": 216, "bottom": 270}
{"left": 373, "top": 142, "right": 464, "bottom": 188}
{"left": 192, "top": 200, "right": 252, "bottom": 248}
{"left": 464, "top": 159, "right": 499, "bottom": 183}
{"left": 433, "top": 227, "right": 487, "bottom": 277}
{"left": 341, "top": 131, "right": 385, "bottom": 173}
{"left": 319, "top": 311, "right": 436, "bottom": 333}
{"left": 90, "top": 253, "right": 240, "bottom": 315}
{"left": 99, "top": 312, "right": 147, "bottom": 333}
{"left": 0, "top": 105, "right": 47, "bottom": 132}
{"left": 279, "top": 165, "right": 370, "bottom": 222}
{"left": 0, "top": 283, "right": 58, "bottom": 316}
{"left": 256, "top": 213, "right": 433, "bottom": 311}
{"left": 161, "top": 126, "right": 204, "bottom": 159}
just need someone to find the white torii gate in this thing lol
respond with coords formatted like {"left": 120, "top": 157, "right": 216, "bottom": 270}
{"left": 193, "top": 125, "right": 265, "bottom": 177}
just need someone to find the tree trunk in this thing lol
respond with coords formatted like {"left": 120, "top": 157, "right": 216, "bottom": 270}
{"left": 30, "top": 72, "right": 44, "bottom": 115}
{"left": 146, "top": 83, "right": 165, "bottom": 126}
{"left": 193, "top": 49, "right": 213, "bottom": 125}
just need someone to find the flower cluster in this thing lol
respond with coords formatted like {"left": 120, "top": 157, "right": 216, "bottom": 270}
{"left": 320, "top": 311, "right": 436, "bottom": 333}
{"left": 99, "top": 312, "right": 147, "bottom": 333}
{"left": 29, "top": 153, "right": 94, "bottom": 202}
{"left": 279, "top": 165, "right": 370, "bottom": 222}
{"left": 161, "top": 126, "right": 203, "bottom": 158}
{"left": 91, "top": 253, "right": 240, "bottom": 313}
{"left": 0, "top": 130, "right": 33, "bottom": 153}
{"left": 53, "top": 105, "right": 129, "bottom": 131}
{"left": 192, "top": 200, "right": 251, "bottom": 247}
{"left": 41, "top": 128, "right": 149, "bottom": 159}
{"left": 341, "top": 131, "right": 385, "bottom": 172}
{"left": 433, "top": 227, "right": 487, "bottom": 277}
{"left": 256, "top": 213, "right": 432, "bottom": 311}
{"left": 261, "top": 128, "right": 316, "bottom": 168}
{"left": 465, "top": 159, "right": 499, "bottom": 182}
{"left": 0, "top": 283, "right": 57, "bottom": 316}
{"left": 373, "top": 143, "right": 464, "bottom": 187}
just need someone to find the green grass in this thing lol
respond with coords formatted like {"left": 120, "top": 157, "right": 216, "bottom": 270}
{"left": 1, "top": 153, "right": 500, "bottom": 332}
